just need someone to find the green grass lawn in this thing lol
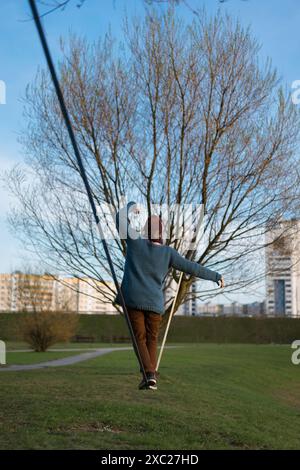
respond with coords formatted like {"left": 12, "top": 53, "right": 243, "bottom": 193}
{"left": 0, "top": 344, "right": 299, "bottom": 450}
{"left": 4, "top": 351, "right": 83, "bottom": 366}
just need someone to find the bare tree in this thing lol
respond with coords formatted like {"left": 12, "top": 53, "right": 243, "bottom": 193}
{"left": 22, "top": 308, "right": 78, "bottom": 351}
{"left": 13, "top": 268, "right": 78, "bottom": 351}
{"left": 34, "top": 0, "right": 87, "bottom": 18}
{"left": 27, "top": 0, "right": 248, "bottom": 23}
{"left": 32, "top": 0, "right": 182, "bottom": 18}
{"left": 6, "top": 8, "right": 300, "bottom": 320}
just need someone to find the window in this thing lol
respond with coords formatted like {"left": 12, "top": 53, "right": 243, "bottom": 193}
{"left": 274, "top": 279, "right": 286, "bottom": 316}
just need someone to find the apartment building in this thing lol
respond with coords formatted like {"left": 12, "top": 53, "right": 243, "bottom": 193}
{"left": 196, "top": 301, "right": 265, "bottom": 316}
{"left": 198, "top": 302, "right": 221, "bottom": 316}
{"left": 181, "top": 282, "right": 198, "bottom": 316}
{"left": 265, "top": 219, "right": 300, "bottom": 317}
{"left": 0, "top": 272, "right": 54, "bottom": 312}
{"left": 53, "top": 276, "right": 80, "bottom": 312}
{"left": 0, "top": 273, "right": 12, "bottom": 311}
{"left": 0, "top": 272, "right": 118, "bottom": 314}
{"left": 75, "top": 278, "right": 117, "bottom": 314}
{"left": 242, "top": 301, "right": 266, "bottom": 316}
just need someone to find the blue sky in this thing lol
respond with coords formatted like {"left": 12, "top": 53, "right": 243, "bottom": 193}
{"left": 0, "top": 0, "right": 300, "bottom": 303}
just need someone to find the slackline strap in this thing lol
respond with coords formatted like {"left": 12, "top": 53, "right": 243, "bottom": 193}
{"left": 28, "top": 0, "right": 147, "bottom": 383}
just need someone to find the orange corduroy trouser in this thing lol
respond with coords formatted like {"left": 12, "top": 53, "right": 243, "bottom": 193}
{"left": 127, "top": 307, "right": 162, "bottom": 374}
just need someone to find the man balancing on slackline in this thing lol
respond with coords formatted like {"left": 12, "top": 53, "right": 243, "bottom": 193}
{"left": 114, "top": 201, "right": 225, "bottom": 391}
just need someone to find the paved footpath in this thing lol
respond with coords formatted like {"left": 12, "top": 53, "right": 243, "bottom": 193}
{"left": 0, "top": 347, "right": 132, "bottom": 372}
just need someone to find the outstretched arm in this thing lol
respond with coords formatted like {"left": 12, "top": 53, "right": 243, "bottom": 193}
{"left": 169, "top": 247, "right": 222, "bottom": 284}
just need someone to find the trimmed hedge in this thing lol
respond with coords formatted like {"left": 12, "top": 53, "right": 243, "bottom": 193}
{"left": 0, "top": 313, "right": 300, "bottom": 344}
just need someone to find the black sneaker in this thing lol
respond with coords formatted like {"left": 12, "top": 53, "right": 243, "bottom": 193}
{"left": 138, "top": 378, "right": 148, "bottom": 390}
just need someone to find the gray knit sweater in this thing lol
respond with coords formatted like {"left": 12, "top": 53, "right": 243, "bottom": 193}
{"left": 114, "top": 202, "right": 222, "bottom": 315}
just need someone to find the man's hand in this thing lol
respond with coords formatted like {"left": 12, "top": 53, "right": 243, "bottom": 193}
{"left": 218, "top": 276, "right": 225, "bottom": 288}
